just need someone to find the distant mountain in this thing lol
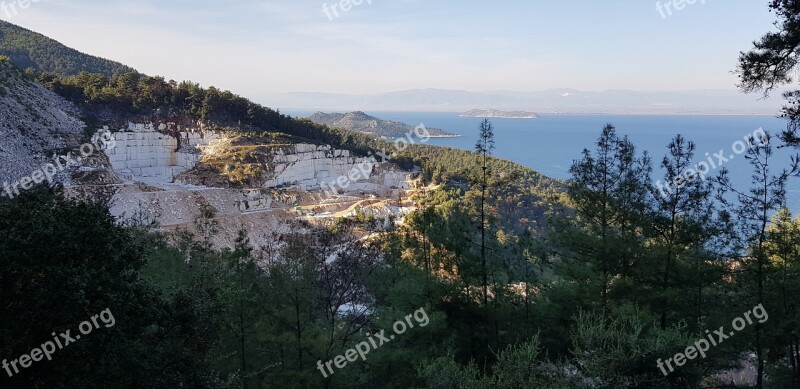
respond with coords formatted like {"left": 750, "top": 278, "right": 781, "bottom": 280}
{"left": 461, "top": 109, "right": 539, "bottom": 119}
{"left": 0, "top": 20, "right": 136, "bottom": 76}
{"left": 308, "top": 111, "right": 459, "bottom": 138}
{"left": 266, "top": 88, "right": 784, "bottom": 115}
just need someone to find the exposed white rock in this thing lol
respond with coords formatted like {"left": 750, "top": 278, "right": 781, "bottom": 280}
{"left": 263, "top": 144, "right": 381, "bottom": 191}
{"left": 104, "top": 122, "right": 222, "bottom": 182}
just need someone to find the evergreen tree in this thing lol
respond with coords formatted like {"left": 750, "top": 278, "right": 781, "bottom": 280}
{"left": 764, "top": 208, "right": 800, "bottom": 387}
{"left": 715, "top": 131, "right": 800, "bottom": 388}
{"left": 649, "top": 135, "right": 716, "bottom": 330}
{"left": 474, "top": 119, "right": 495, "bottom": 309}
{"left": 558, "top": 124, "right": 651, "bottom": 308}
{"left": 738, "top": 0, "right": 800, "bottom": 148}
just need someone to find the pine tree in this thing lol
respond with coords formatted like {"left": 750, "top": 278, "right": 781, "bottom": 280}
{"left": 561, "top": 124, "right": 651, "bottom": 308}
{"left": 764, "top": 208, "right": 800, "bottom": 387}
{"left": 738, "top": 0, "right": 800, "bottom": 149}
{"left": 715, "top": 131, "right": 800, "bottom": 388}
{"left": 474, "top": 119, "right": 495, "bottom": 309}
{"left": 650, "top": 135, "right": 715, "bottom": 329}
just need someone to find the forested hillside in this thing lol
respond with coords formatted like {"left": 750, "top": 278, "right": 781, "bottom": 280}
{"left": 0, "top": 20, "right": 135, "bottom": 76}
{"left": 26, "top": 67, "right": 563, "bottom": 228}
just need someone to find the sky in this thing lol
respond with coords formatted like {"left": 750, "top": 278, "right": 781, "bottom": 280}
{"left": 0, "top": 0, "right": 782, "bottom": 100}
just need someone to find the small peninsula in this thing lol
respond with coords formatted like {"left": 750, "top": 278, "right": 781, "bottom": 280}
{"left": 308, "top": 111, "right": 460, "bottom": 138}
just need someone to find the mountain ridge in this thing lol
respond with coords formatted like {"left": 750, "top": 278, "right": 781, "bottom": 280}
{"left": 0, "top": 20, "right": 135, "bottom": 76}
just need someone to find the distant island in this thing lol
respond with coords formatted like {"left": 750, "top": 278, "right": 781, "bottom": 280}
{"left": 460, "top": 109, "right": 539, "bottom": 119}
{"left": 308, "top": 111, "right": 460, "bottom": 138}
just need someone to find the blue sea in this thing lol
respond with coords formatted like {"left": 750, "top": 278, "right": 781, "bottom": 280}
{"left": 287, "top": 111, "right": 800, "bottom": 212}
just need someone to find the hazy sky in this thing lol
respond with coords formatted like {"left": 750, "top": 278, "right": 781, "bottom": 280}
{"left": 0, "top": 0, "right": 780, "bottom": 98}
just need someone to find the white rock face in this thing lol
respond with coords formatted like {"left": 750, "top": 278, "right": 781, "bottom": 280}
{"left": 265, "top": 144, "right": 380, "bottom": 191}
{"left": 104, "top": 123, "right": 221, "bottom": 181}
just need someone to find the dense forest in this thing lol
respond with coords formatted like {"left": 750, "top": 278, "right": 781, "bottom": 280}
{"left": 3, "top": 1, "right": 800, "bottom": 388}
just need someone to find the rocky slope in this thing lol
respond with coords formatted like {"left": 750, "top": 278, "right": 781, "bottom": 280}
{"left": 0, "top": 58, "right": 86, "bottom": 188}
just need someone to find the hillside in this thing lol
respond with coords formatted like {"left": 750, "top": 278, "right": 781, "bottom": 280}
{"left": 0, "top": 57, "right": 86, "bottom": 187}
{"left": 0, "top": 20, "right": 135, "bottom": 76}
{"left": 308, "top": 111, "right": 459, "bottom": 138}
{"left": 0, "top": 22, "right": 561, "bottom": 233}
{"left": 20, "top": 62, "right": 560, "bottom": 231}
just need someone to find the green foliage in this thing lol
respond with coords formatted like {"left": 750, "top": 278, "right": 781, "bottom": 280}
{"left": 0, "top": 20, "right": 135, "bottom": 76}
{"left": 759, "top": 209, "right": 800, "bottom": 386}
{"left": 0, "top": 186, "right": 224, "bottom": 388}
{"left": 555, "top": 124, "right": 651, "bottom": 308}
{"left": 571, "top": 306, "right": 702, "bottom": 388}
{"left": 737, "top": 0, "right": 800, "bottom": 148}
{"left": 418, "top": 336, "right": 578, "bottom": 388}
{"left": 30, "top": 70, "right": 390, "bottom": 157}
{"left": 490, "top": 336, "right": 578, "bottom": 388}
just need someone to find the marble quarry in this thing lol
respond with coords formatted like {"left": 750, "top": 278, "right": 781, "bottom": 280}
{"left": 100, "top": 122, "right": 418, "bottom": 197}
